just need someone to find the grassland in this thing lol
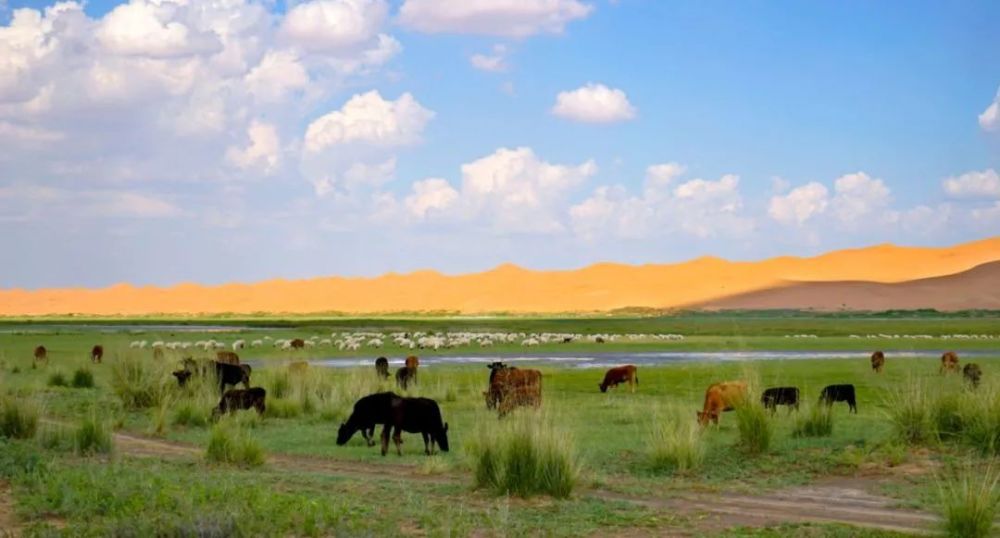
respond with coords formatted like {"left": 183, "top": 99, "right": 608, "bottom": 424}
{"left": 1, "top": 314, "right": 998, "bottom": 536}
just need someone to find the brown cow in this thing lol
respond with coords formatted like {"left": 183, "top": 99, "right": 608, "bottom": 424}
{"left": 940, "top": 351, "right": 959, "bottom": 374}
{"left": 484, "top": 362, "right": 542, "bottom": 416}
{"left": 599, "top": 365, "right": 638, "bottom": 393}
{"left": 91, "top": 345, "right": 104, "bottom": 364}
{"left": 290, "top": 338, "right": 305, "bottom": 350}
{"left": 216, "top": 350, "right": 240, "bottom": 365}
{"left": 870, "top": 350, "right": 885, "bottom": 373}
{"left": 212, "top": 387, "right": 266, "bottom": 419}
{"left": 697, "top": 381, "right": 748, "bottom": 426}
{"left": 33, "top": 345, "right": 47, "bottom": 364}
{"left": 405, "top": 355, "right": 419, "bottom": 369}
{"left": 288, "top": 361, "right": 309, "bottom": 374}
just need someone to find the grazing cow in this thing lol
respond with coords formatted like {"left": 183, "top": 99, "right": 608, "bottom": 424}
{"left": 215, "top": 361, "right": 252, "bottom": 394}
{"left": 395, "top": 366, "right": 417, "bottom": 390}
{"left": 940, "top": 351, "right": 960, "bottom": 374}
{"left": 172, "top": 369, "right": 193, "bottom": 387}
{"left": 697, "top": 381, "right": 748, "bottom": 426}
{"left": 562, "top": 337, "right": 573, "bottom": 344}
{"left": 337, "top": 392, "right": 398, "bottom": 447}
{"left": 212, "top": 387, "right": 266, "bottom": 419}
{"left": 216, "top": 350, "right": 240, "bottom": 365}
{"left": 33, "top": 345, "right": 47, "bottom": 363}
{"left": 484, "top": 362, "right": 542, "bottom": 416}
{"left": 595, "top": 337, "right": 606, "bottom": 344}
{"left": 382, "top": 396, "right": 449, "bottom": 456}
{"left": 290, "top": 338, "right": 305, "bottom": 350}
{"left": 91, "top": 345, "right": 104, "bottom": 364}
{"left": 819, "top": 384, "right": 857, "bottom": 413}
{"left": 599, "top": 365, "right": 638, "bottom": 393}
{"left": 870, "top": 351, "right": 885, "bottom": 373}
{"left": 761, "top": 387, "right": 800, "bottom": 413}
{"left": 963, "top": 363, "right": 982, "bottom": 389}
{"left": 375, "top": 357, "right": 389, "bottom": 379}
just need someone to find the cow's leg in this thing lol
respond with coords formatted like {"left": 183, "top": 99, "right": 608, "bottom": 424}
{"left": 422, "top": 432, "right": 431, "bottom": 455}
{"left": 393, "top": 427, "right": 403, "bottom": 456}
{"left": 380, "top": 425, "right": 390, "bottom": 456}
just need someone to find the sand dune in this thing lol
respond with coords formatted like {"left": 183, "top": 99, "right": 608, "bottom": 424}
{"left": 700, "top": 261, "right": 1000, "bottom": 311}
{"left": 1, "top": 237, "right": 998, "bottom": 316}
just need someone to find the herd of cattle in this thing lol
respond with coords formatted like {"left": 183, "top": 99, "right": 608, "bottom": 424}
{"left": 27, "top": 342, "right": 987, "bottom": 455}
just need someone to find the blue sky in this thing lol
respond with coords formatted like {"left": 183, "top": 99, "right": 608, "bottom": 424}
{"left": 0, "top": 0, "right": 998, "bottom": 288}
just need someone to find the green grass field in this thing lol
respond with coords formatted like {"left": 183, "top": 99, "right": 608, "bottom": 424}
{"left": 1, "top": 315, "right": 998, "bottom": 536}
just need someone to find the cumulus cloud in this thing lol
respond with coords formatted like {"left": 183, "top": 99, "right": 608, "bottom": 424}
{"left": 398, "top": 0, "right": 593, "bottom": 38}
{"left": 280, "top": 0, "right": 392, "bottom": 53}
{"left": 304, "top": 91, "right": 434, "bottom": 152}
{"left": 979, "top": 87, "right": 999, "bottom": 131}
{"left": 942, "top": 169, "right": 1000, "bottom": 199}
{"left": 226, "top": 120, "right": 281, "bottom": 174}
{"left": 768, "top": 182, "right": 829, "bottom": 225}
{"left": 96, "top": 1, "right": 222, "bottom": 58}
{"left": 830, "top": 172, "right": 891, "bottom": 224}
{"left": 470, "top": 44, "right": 508, "bottom": 72}
{"left": 551, "top": 83, "right": 636, "bottom": 123}
{"left": 405, "top": 178, "right": 459, "bottom": 218}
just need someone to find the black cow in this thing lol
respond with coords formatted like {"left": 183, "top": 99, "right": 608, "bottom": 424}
{"left": 172, "top": 369, "right": 193, "bottom": 387}
{"left": 395, "top": 366, "right": 417, "bottom": 390}
{"left": 819, "top": 384, "right": 857, "bottom": 413}
{"left": 213, "top": 387, "right": 266, "bottom": 419}
{"left": 963, "top": 363, "right": 982, "bottom": 389}
{"left": 375, "top": 357, "right": 390, "bottom": 379}
{"left": 761, "top": 386, "right": 799, "bottom": 413}
{"left": 337, "top": 392, "right": 398, "bottom": 447}
{"left": 216, "top": 361, "right": 251, "bottom": 394}
{"left": 382, "top": 396, "right": 449, "bottom": 456}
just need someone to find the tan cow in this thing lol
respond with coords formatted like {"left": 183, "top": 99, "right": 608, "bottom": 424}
{"left": 216, "top": 350, "right": 240, "bottom": 365}
{"left": 870, "top": 350, "right": 885, "bottom": 373}
{"left": 697, "top": 381, "right": 748, "bottom": 426}
{"left": 940, "top": 351, "right": 959, "bottom": 374}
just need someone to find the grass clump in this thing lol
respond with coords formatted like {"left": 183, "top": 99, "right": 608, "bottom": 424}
{"left": 469, "top": 413, "right": 579, "bottom": 499}
{"left": 75, "top": 417, "right": 113, "bottom": 455}
{"left": 735, "top": 400, "right": 772, "bottom": 454}
{"left": 793, "top": 404, "right": 834, "bottom": 438}
{"left": 269, "top": 371, "right": 292, "bottom": 399}
{"left": 173, "top": 401, "right": 209, "bottom": 428}
{"left": 205, "top": 420, "right": 265, "bottom": 467}
{"left": 110, "top": 354, "right": 165, "bottom": 410}
{"left": 47, "top": 371, "right": 68, "bottom": 387}
{"left": 937, "top": 464, "right": 1000, "bottom": 538}
{"left": 263, "top": 398, "right": 301, "bottom": 419}
{"left": 885, "top": 382, "right": 935, "bottom": 445}
{"left": 38, "top": 424, "right": 75, "bottom": 452}
{"left": 648, "top": 411, "right": 704, "bottom": 474}
{"left": 961, "top": 389, "right": 1000, "bottom": 455}
{"left": 0, "top": 397, "right": 38, "bottom": 440}
{"left": 932, "top": 393, "right": 965, "bottom": 441}
{"left": 71, "top": 368, "right": 95, "bottom": 388}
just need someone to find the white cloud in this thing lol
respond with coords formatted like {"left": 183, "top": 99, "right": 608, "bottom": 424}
{"left": 470, "top": 44, "right": 508, "bottom": 72}
{"left": 0, "top": 184, "right": 182, "bottom": 220}
{"left": 304, "top": 91, "right": 434, "bottom": 152}
{"left": 943, "top": 169, "right": 1000, "bottom": 199}
{"left": 979, "top": 87, "right": 999, "bottom": 131}
{"left": 768, "top": 182, "right": 829, "bottom": 225}
{"left": 280, "top": 0, "right": 389, "bottom": 53}
{"left": 405, "top": 178, "right": 459, "bottom": 218}
{"left": 398, "top": 0, "right": 593, "bottom": 38}
{"left": 830, "top": 172, "right": 891, "bottom": 224}
{"left": 551, "top": 83, "right": 636, "bottom": 123}
{"left": 244, "top": 50, "right": 310, "bottom": 103}
{"left": 644, "top": 162, "right": 685, "bottom": 188}
{"left": 226, "top": 120, "right": 281, "bottom": 174}
{"left": 96, "top": 1, "right": 222, "bottom": 58}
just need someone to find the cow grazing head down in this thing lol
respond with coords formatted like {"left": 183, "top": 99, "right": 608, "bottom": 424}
{"left": 336, "top": 422, "right": 355, "bottom": 446}
{"left": 437, "top": 423, "right": 450, "bottom": 452}
{"left": 172, "top": 369, "right": 193, "bottom": 387}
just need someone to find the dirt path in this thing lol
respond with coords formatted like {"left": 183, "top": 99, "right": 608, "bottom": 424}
{"left": 86, "top": 431, "right": 947, "bottom": 535}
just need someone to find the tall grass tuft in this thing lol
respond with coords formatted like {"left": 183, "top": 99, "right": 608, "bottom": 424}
{"left": 110, "top": 354, "right": 166, "bottom": 409}
{"left": 885, "top": 381, "right": 935, "bottom": 445}
{"left": 205, "top": 419, "right": 265, "bottom": 467}
{"left": 932, "top": 393, "right": 965, "bottom": 441}
{"left": 0, "top": 397, "right": 38, "bottom": 439}
{"left": 735, "top": 400, "right": 772, "bottom": 454}
{"left": 75, "top": 417, "right": 113, "bottom": 455}
{"left": 468, "top": 412, "right": 580, "bottom": 499}
{"left": 648, "top": 410, "right": 704, "bottom": 473}
{"left": 960, "top": 386, "right": 1000, "bottom": 455}
{"left": 173, "top": 401, "right": 209, "bottom": 428}
{"left": 47, "top": 371, "right": 68, "bottom": 387}
{"left": 71, "top": 368, "right": 95, "bottom": 388}
{"left": 937, "top": 464, "right": 1000, "bottom": 538}
{"left": 793, "top": 403, "right": 834, "bottom": 438}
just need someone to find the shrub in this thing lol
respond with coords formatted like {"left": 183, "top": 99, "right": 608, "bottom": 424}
{"left": 47, "top": 371, "right": 68, "bottom": 387}
{"left": 0, "top": 439, "right": 46, "bottom": 479}
{"left": 173, "top": 402, "right": 209, "bottom": 428}
{"left": 962, "top": 390, "right": 1000, "bottom": 455}
{"left": 793, "top": 404, "right": 834, "bottom": 438}
{"left": 648, "top": 413, "right": 704, "bottom": 473}
{"left": 75, "top": 417, "right": 113, "bottom": 455}
{"left": 71, "top": 368, "right": 95, "bottom": 389}
{"left": 938, "top": 465, "right": 1000, "bottom": 538}
{"left": 205, "top": 421, "right": 265, "bottom": 467}
{"left": 110, "top": 354, "right": 166, "bottom": 409}
{"left": 735, "top": 401, "right": 772, "bottom": 454}
{"left": 932, "top": 393, "right": 965, "bottom": 441}
{"left": 0, "top": 397, "right": 38, "bottom": 440}
{"left": 469, "top": 414, "right": 579, "bottom": 499}
{"left": 885, "top": 382, "right": 935, "bottom": 445}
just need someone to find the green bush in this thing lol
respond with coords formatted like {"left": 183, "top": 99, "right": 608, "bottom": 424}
{"left": 938, "top": 465, "right": 1000, "bottom": 538}
{"left": 736, "top": 401, "right": 772, "bottom": 454}
{"left": 469, "top": 414, "right": 579, "bottom": 499}
{"left": 71, "top": 368, "right": 95, "bottom": 389}
{"left": 793, "top": 404, "right": 834, "bottom": 438}
{"left": 263, "top": 398, "right": 301, "bottom": 419}
{"left": 173, "top": 402, "right": 209, "bottom": 428}
{"left": 76, "top": 417, "right": 113, "bottom": 456}
{"left": 47, "top": 371, "right": 68, "bottom": 387}
{"left": 0, "top": 439, "right": 46, "bottom": 479}
{"left": 205, "top": 421, "right": 265, "bottom": 467}
{"left": 885, "top": 382, "right": 935, "bottom": 445}
{"left": 648, "top": 413, "right": 704, "bottom": 473}
{"left": 0, "top": 397, "right": 38, "bottom": 440}
{"left": 110, "top": 355, "right": 165, "bottom": 409}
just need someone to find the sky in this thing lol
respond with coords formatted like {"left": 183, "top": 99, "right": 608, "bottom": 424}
{"left": 0, "top": 0, "right": 998, "bottom": 289}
